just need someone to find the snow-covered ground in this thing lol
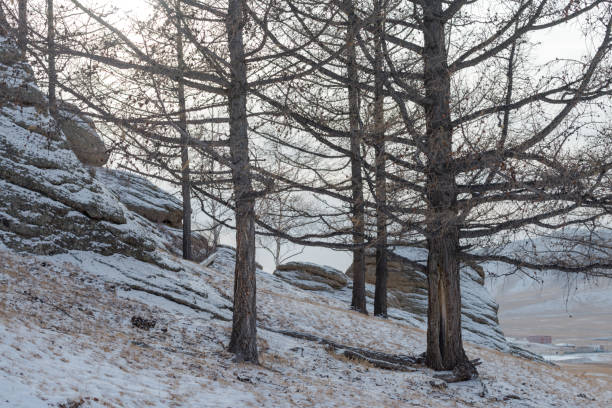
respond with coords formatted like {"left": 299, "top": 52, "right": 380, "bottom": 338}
{"left": 1, "top": 248, "right": 611, "bottom": 407}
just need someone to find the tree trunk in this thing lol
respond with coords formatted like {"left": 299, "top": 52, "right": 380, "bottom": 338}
{"left": 18, "top": 0, "right": 27, "bottom": 53}
{"left": 422, "top": 0, "right": 471, "bottom": 372}
{"left": 0, "top": 3, "right": 9, "bottom": 36}
{"left": 226, "top": 0, "right": 258, "bottom": 363}
{"left": 373, "top": 0, "right": 388, "bottom": 318}
{"left": 47, "top": 0, "right": 57, "bottom": 119}
{"left": 274, "top": 237, "right": 281, "bottom": 269}
{"left": 175, "top": 0, "right": 192, "bottom": 261}
{"left": 346, "top": 0, "right": 367, "bottom": 315}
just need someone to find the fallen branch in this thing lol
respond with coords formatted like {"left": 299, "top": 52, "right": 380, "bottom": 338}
{"left": 263, "top": 327, "right": 421, "bottom": 371}
{"left": 342, "top": 349, "right": 417, "bottom": 371}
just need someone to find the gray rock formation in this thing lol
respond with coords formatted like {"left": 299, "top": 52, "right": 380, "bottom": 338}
{"left": 0, "top": 49, "right": 46, "bottom": 111}
{"left": 97, "top": 168, "right": 183, "bottom": 228}
{"left": 58, "top": 103, "right": 109, "bottom": 166}
{"left": 202, "top": 245, "right": 263, "bottom": 271}
{"left": 0, "top": 35, "right": 155, "bottom": 261}
{"left": 274, "top": 262, "right": 348, "bottom": 291}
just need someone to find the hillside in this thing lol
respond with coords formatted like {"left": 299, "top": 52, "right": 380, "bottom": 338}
{"left": 2, "top": 247, "right": 612, "bottom": 407}
{"left": 1, "top": 28, "right": 611, "bottom": 408}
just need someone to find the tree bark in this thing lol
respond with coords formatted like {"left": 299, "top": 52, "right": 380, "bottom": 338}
{"left": 175, "top": 0, "right": 192, "bottom": 261}
{"left": 373, "top": 0, "right": 388, "bottom": 318}
{"left": 18, "top": 0, "right": 27, "bottom": 53}
{"left": 346, "top": 0, "right": 367, "bottom": 315}
{"left": 226, "top": 0, "right": 258, "bottom": 363}
{"left": 0, "top": 3, "right": 9, "bottom": 36}
{"left": 47, "top": 0, "right": 57, "bottom": 119}
{"left": 422, "top": 0, "right": 472, "bottom": 372}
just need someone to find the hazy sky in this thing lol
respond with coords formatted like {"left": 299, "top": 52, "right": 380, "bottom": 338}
{"left": 97, "top": 0, "right": 593, "bottom": 274}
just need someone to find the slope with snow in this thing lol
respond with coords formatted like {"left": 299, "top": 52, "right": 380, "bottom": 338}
{"left": 2, "top": 248, "right": 611, "bottom": 407}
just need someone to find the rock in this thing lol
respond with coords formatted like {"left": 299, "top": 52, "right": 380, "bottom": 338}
{"left": 0, "top": 81, "right": 47, "bottom": 109}
{"left": 274, "top": 262, "right": 348, "bottom": 291}
{"left": 163, "top": 227, "right": 210, "bottom": 262}
{"left": 0, "top": 35, "right": 156, "bottom": 262}
{"left": 346, "top": 246, "right": 509, "bottom": 352}
{"left": 0, "top": 40, "right": 22, "bottom": 65}
{"left": 346, "top": 248, "right": 429, "bottom": 314}
{"left": 202, "top": 246, "right": 264, "bottom": 271}
{"left": 429, "top": 379, "right": 448, "bottom": 390}
{"left": 58, "top": 398, "right": 86, "bottom": 408}
{"left": 0, "top": 44, "right": 48, "bottom": 112}
{"left": 97, "top": 168, "right": 182, "bottom": 228}
{"left": 58, "top": 104, "right": 109, "bottom": 166}
{"left": 131, "top": 316, "right": 156, "bottom": 330}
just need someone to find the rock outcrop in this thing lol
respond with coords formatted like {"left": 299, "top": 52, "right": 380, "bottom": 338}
{"left": 58, "top": 103, "right": 109, "bottom": 166}
{"left": 274, "top": 262, "right": 348, "bottom": 291}
{"left": 346, "top": 249, "right": 430, "bottom": 315}
{"left": 0, "top": 35, "right": 155, "bottom": 261}
{"left": 346, "top": 246, "right": 508, "bottom": 351}
{"left": 0, "top": 44, "right": 47, "bottom": 112}
{"left": 97, "top": 168, "right": 183, "bottom": 228}
{"left": 202, "top": 245, "right": 263, "bottom": 272}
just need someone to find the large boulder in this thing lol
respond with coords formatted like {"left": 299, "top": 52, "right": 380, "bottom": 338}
{"left": 346, "top": 246, "right": 508, "bottom": 351}
{"left": 202, "top": 245, "right": 263, "bottom": 271}
{"left": 97, "top": 168, "right": 183, "bottom": 228}
{"left": 58, "top": 104, "right": 109, "bottom": 166}
{"left": 274, "top": 262, "right": 348, "bottom": 291}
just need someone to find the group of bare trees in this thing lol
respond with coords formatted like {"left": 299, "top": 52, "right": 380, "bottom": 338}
{"left": 3, "top": 0, "right": 611, "bottom": 373}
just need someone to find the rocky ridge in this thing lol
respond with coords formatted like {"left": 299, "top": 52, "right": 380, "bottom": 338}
{"left": 0, "top": 35, "right": 180, "bottom": 263}
{"left": 274, "top": 261, "right": 349, "bottom": 291}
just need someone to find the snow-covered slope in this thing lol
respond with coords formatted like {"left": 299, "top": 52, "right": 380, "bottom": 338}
{"left": 2, "top": 247, "right": 611, "bottom": 407}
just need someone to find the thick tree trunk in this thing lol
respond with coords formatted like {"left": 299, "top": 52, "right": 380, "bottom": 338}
{"left": 18, "top": 0, "right": 27, "bottom": 53}
{"left": 47, "top": 0, "right": 57, "bottom": 119}
{"left": 226, "top": 0, "right": 258, "bottom": 363}
{"left": 422, "top": 0, "right": 471, "bottom": 372}
{"left": 175, "top": 0, "right": 192, "bottom": 261}
{"left": 346, "top": 0, "right": 367, "bottom": 315}
{"left": 0, "top": 3, "right": 9, "bottom": 36}
{"left": 373, "top": 0, "right": 388, "bottom": 318}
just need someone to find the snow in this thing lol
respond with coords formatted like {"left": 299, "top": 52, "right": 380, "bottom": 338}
{"left": 0, "top": 376, "right": 48, "bottom": 408}
{"left": 544, "top": 352, "right": 612, "bottom": 363}
{"left": 1, "top": 248, "right": 611, "bottom": 407}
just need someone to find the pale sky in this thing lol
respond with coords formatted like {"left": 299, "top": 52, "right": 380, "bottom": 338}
{"left": 99, "top": 0, "right": 593, "bottom": 274}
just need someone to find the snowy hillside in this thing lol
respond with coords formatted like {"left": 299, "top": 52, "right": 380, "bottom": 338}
{"left": 2, "top": 248, "right": 612, "bottom": 407}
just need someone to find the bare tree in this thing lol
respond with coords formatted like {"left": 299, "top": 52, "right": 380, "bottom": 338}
{"left": 24, "top": 0, "right": 612, "bottom": 377}
{"left": 46, "top": 0, "right": 57, "bottom": 119}
{"left": 346, "top": 0, "right": 368, "bottom": 314}
{"left": 225, "top": 0, "right": 258, "bottom": 363}
{"left": 371, "top": 0, "right": 388, "bottom": 318}
{"left": 175, "top": 0, "right": 192, "bottom": 260}
{"left": 256, "top": 189, "right": 313, "bottom": 269}
{"left": 18, "top": 0, "right": 27, "bottom": 52}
